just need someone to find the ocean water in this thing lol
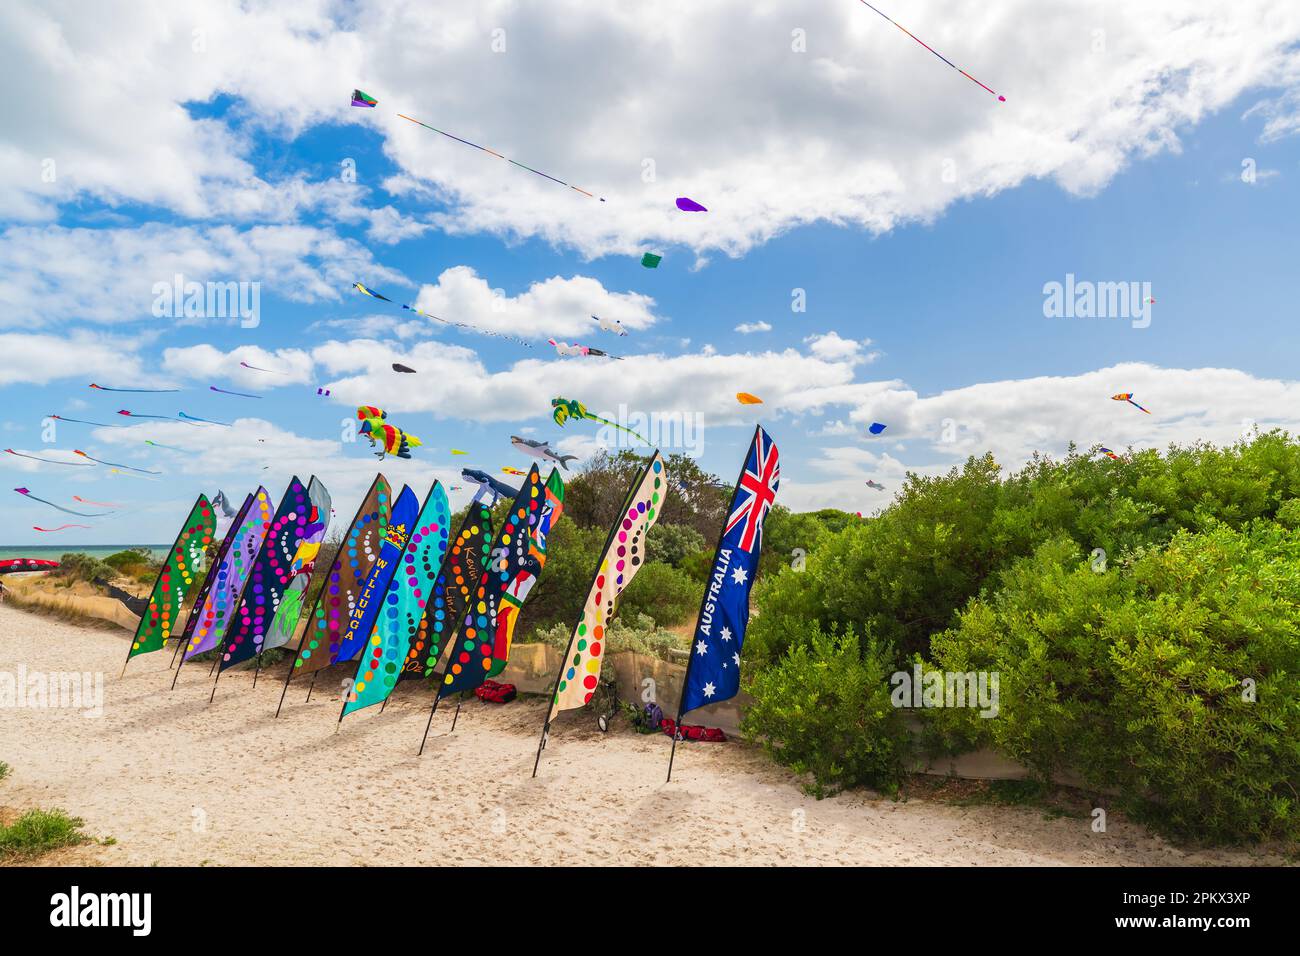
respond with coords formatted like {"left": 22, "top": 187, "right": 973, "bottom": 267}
{"left": 0, "top": 544, "right": 169, "bottom": 562}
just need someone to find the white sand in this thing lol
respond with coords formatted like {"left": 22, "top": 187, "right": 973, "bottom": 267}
{"left": 0, "top": 604, "right": 1283, "bottom": 866}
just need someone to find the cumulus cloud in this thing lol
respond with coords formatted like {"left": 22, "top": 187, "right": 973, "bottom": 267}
{"left": 0, "top": 224, "right": 404, "bottom": 329}
{"left": 734, "top": 321, "right": 771, "bottom": 334}
{"left": 0, "top": 331, "right": 148, "bottom": 386}
{"left": 4, "top": 2, "right": 1300, "bottom": 259}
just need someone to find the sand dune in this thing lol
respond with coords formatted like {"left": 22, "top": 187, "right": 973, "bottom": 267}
{"left": 0, "top": 605, "right": 1281, "bottom": 867}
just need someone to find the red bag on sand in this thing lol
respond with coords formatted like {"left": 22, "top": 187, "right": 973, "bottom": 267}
{"left": 659, "top": 718, "right": 726, "bottom": 742}
{"left": 475, "top": 680, "right": 517, "bottom": 704}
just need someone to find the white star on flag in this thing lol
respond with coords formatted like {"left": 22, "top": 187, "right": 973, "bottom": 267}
{"left": 720, "top": 626, "right": 732, "bottom": 642}
{"left": 732, "top": 652, "right": 741, "bottom": 667}
{"left": 731, "top": 565, "right": 748, "bottom": 585}
{"left": 703, "top": 682, "right": 716, "bottom": 698}
{"left": 695, "top": 640, "right": 708, "bottom": 656}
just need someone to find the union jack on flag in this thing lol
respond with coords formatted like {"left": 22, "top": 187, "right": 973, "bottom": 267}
{"left": 724, "top": 426, "right": 780, "bottom": 553}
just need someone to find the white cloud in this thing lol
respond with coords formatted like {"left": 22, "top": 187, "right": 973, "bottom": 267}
{"left": 4, "top": 2, "right": 1299, "bottom": 258}
{"left": 734, "top": 321, "right": 771, "bottom": 334}
{"left": 0, "top": 224, "right": 404, "bottom": 329}
{"left": 0, "top": 331, "right": 147, "bottom": 386}
{"left": 162, "top": 344, "right": 315, "bottom": 388}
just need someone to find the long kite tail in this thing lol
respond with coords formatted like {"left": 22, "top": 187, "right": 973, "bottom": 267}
{"left": 583, "top": 412, "right": 649, "bottom": 444}
{"left": 1128, "top": 399, "right": 1152, "bottom": 414}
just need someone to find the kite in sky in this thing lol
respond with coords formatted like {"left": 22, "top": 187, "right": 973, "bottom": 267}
{"left": 1111, "top": 393, "right": 1151, "bottom": 414}
{"left": 90, "top": 383, "right": 179, "bottom": 393}
{"left": 73, "top": 450, "right": 160, "bottom": 475}
{"left": 392, "top": 363, "right": 417, "bottom": 373}
{"left": 641, "top": 253, "right": 662, "bottom": 268}
{"left": 73, "top": 495, "right": 122, "bottom": 507}
{"left": 357, "top": 405, "right": 423, "bottom": 460}
{"left": 144, "top": 440, "right": 189, "bottom": 452}
{"left": 511, "top": 435, "right": 579, "bottom": 470}
{"left": 856, "top": 1, "right": 1006, "bottom": 102}
{"left": 450, "top": 449, "right": 469, "bottom": 456}
{"left": 35, "top": 524, "right": 92, "bottom": 532}
{"left": 239, "top": 361, "right": 285, "bottom": 374}
{"left": 179, "top": 412, "right": 231, "bottom": 426}
{"left": 736, "top": 392, "right": 763, "bottom": 405}
{"left": 210, "top": 386, "right": 260, "bottom": 399}
{"left": 316, "top": 387, "right": 331, "bottom": 396}
{"left": 14, "top": 487, "right": 109, "bottom": 517}
{"left": 501, "top": 465, "right": 528, "bottom": 477}
{"left": 351, "top": 88, "right": 378, "bottom": 108}
{"left": 49, "top": 414, "right": 120, "bottom": 428}
{"left": 109, "top": 468, "right": 158, "bottom": 480}
{"left": 547, "top": 339, "right": 621, "bottom": 359}
{"left": 593, "top": 315, "right": 628, "bottom": 336}
{"left": 5, "top": 448, "right": 93, "bottom": 467}
{"left": 1099, "top": 447, "right": 1121, "bottom": 460}
{"left": 551, "top": 396, "right": 648, "bottom": 443}
{"left": 117, "top": 409, "right": 184, "bottom": 423}
{"left": 353, "top": 281, "right": 534, "bottom": 347}
{"left": 865, "top": 480, "right": 886, "bottom": 491}
{"left": 868, "top": 422, "right": 887, "bottom": 435}
{"left": 377, "top": 96, "right": 606, "bottom": 201}
{"left": 676, "top": 197, "right": 708, "bottom": 212}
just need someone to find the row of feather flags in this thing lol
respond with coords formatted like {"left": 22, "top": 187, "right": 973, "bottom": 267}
{"left": 121, "top": 426, "right": 780, "bottom": 778}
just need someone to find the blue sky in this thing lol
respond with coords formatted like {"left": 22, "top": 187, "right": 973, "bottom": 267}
{"left": 3, "top": 1, "right": 1300, "bottom": 544}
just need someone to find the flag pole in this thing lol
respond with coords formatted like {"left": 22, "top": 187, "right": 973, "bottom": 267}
{"left": 532, "top": 456, "right": 656, "bottom": 778}
{"left": 667, "top": 425, "right": 760, "bottom": 784}
{"left": 417, "top": 690, "right": 444, "bottom": 756}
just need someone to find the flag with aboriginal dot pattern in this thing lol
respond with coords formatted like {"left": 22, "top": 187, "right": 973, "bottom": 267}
{"left": 127, "top": 494, "right": 216, "bottom": 660}
{"left": 343, "top": 481, "right": 451, "bottom": 716}
{"left": 548, "top": 453, "right": 665, "bottom": 718}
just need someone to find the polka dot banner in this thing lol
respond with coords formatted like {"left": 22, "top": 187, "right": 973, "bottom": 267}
{"left": 128, "top": 494, "right": 216, "bottom": 660}
{"left": 218, "top": 477, "right": 313, "bottom": 671}
{"left": 549, "top": 453, "right": 665, "bottom": 718}
{"left": 440, "top": 465, "right": 543, "bottom": 698}
{"left": 401, "top": 499, "right": 494, "bottom": 684}
{"left": 184, "top": 487, "right": 272, "bottom": 661}
{"left": 334, "top": 484, "right": 420, "bottom": 664}
{"left": 343, "top": 481, "right": 450, "bottom": 717}
{"left": 291, "top": 474, "right": 392, "bottom": 678}
{"left": 490, "top": 466, "right": 566, "bottom": 678}
{"left": 176, "top": 490, "right": 255, "bottom": 657}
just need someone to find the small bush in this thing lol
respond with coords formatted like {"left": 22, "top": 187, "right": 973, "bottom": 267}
{"left": 533, "top": 612, "right": 687, "bottom": 666}
{"left": 0, "top": 808, "right": 90, "bottom": 860}
{"left": 0, "top": 761, "right": 9, "bottom": 781}
{"left": 742, "top": 625, "right": 909, "bottom": 797}
{"left": 616, "top": 561, "right": 698, "bottom": 627}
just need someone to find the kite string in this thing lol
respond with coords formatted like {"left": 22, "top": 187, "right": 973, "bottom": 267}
{"left": 857, "top": 1, "right": 1005, "bottom": 101}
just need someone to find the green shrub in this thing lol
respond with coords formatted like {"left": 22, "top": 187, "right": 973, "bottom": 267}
{"left": 533, "top": 612, "right": 686, "bottom": 666}
{"left": 616, "top": 561, "right": 698, "bottom": 626}
{"left": 54, "top": 552, "right": 117, "bottom": 585}
{"left": 0, "top": 761, "right": 9, "bottom": 781}
{"left": 742, "top": 625, "right": 908, "bottom": 797}
{"left": 0, "top": 808, "right": 90, "bottom": 860}
{"left": 644, "top": 523, "right": 707, "bottom": 568}
{"left": 928, "top": 525, "right": 1300, "bottom": 843}
{"left": 103, "top": 548, "right": 156, "bottom": 576}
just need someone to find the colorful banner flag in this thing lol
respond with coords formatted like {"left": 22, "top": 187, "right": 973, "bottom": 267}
{"left": 440, "top": 465, "right": 543, "bottom": 698}
{"left": 288, "top": 474, "right": 391, "bottom": 680}
{"left": 398, "top": 497, "right": 494, "bottom": 684}
{"left": 335, "top": 484, "right": 419, "bottom": 664}
{"left": 490, "top": 468, "right": 565, "bottom": 677}
{"left": 218, "top": 477, "right": 314, "bottom": 671}
{"left": 678, "top": 425, "right": 779, "bottom": 716}
{"left": 342, "top": 481, "right": 451, "bottom": 717}
{"left": 174, "top": 492, "right": 252, "bottom": 657}
{"left": 263, "top": 478, "right": 332, "bottom": 653}
{"left": 183, "top": 487, "right": 272, "bottom": 661}
{"left": 545, "top": 454, "right": 665, "bottom": 719}
{"left": 125, "top": 495, "right": 216, "bottom": 666}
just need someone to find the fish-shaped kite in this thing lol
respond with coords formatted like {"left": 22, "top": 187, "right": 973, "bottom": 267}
{"left": 511, "top": 435, "right": 579, "bottom": 471}
{"left": 1111, "top": 393, "right": 1151, "bottom": 414}
{"left": 14, "top": 487, "right": 109, "bottom": 517}
{"left": 5, "top": 448, "right": 93, "bottom": 467}
{"left": 461, "top": 468, "right": 518, "bottom": 502}
{"left": 736, "top": 392, "right": 763, "bottom": 405}
{"left": 356, "top": 405, "right": 422, "bottom": 460}
{"left": 593, "top": 314, "right": 628, "bottom": 336}
{"left": 547, "top": 339, "right": 620, "bottom": 359}
{"left": 551, "top": 396, "right": 648, "bottom": 443}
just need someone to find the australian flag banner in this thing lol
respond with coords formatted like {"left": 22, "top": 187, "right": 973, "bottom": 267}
{"left": 678, "top": 425, "right": 779, "bottom": 716}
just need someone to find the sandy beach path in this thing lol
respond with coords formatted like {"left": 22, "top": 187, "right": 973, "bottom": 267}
{"left": 0, "top": 605, "right": 1282, "bottom": 866}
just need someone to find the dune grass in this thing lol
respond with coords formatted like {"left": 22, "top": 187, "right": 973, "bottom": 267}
{"left": 0, "top": 808, "right": 91, "bottom": 861}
